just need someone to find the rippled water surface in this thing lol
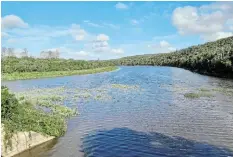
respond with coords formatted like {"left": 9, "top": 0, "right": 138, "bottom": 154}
{"left": 3, "top": 66, "right": 233, "bottom": 157}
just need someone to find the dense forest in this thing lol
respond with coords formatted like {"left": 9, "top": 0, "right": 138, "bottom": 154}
{"left": 111, "top": 36, "right": 233, "bottom": 78}
{"left": 2, "top": 36, "right": 233, "bottom": 78}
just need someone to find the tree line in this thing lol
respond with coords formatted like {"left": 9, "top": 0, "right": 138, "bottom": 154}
{"left": 1, "top": 56, "right": 114, "bottom": 73}
{"left": 111, "top": 36, "right": 233, "bottom": 78}
{"left": 2, "top": 36, "right": 233, "bottom": 78}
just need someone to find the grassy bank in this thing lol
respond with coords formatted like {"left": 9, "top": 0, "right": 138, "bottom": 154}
{"left": 2, "top": 66, "right": 118, "bottom": 81}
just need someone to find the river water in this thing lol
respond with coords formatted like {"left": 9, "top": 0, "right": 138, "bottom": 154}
{"left": 3, "top": 66, "right": 233, "bottom": 157}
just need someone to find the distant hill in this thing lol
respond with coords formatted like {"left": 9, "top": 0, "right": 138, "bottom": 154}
{"left": 113, "top": 36, "right": 233, "bottom": 78}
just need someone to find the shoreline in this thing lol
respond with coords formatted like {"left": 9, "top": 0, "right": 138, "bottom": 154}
{"left": 2, "top": 66, "right": 118, "bottom": 81}
{"left": 1, "top": 125, "right": 55, "bottom": 157}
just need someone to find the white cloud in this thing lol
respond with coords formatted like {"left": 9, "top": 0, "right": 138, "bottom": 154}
{"left": 92, "top": 41, "right": 109, "bottom": 52}
{"left": 202, "top": 32, "right": 233, "bottom": 41}
{"left": 89, "top": 34, "right": 110, "bottom": 53}
{"left": 66, "top": 51, "right": 92, "bottom": 60}
{"left": 159, "top": 40, "right": 170, "bottom": 48}
{"left": 83, "top": 21, "right": 120, "bottom": 29}
{"left": 153, "top": 34, "right": 178, "bottom": 41}
{"left": 4, "top": 24, "right": 89, "bottom": 42}
{"left": 115, "top": 2, "right": 128, "bottom": 10}
{"left": 1, "top": 15, "right": 123, "bottom": 59}
{"left": 76, "top": 51, "right": 89, "bottom": 56}
{"left": 200, "top": 2, "right": 233, "bottom": 11}
{"left": 1, "top": 32, "right": 9, "bottom": 38}
{"left": 54, "top": 46, "right": 96, "bottom": 60}
{"left": 149, "top": 40, "right": 176, "bottom": 53}
{"left": 111, "top": 48, "right": 124, "bottom": 54}
{"left": 130, "top": 19, "right": 139, "bottom": 25}
{"left": 103, "top": 23, "right": 120, "bottom": 29}
{"left": 172, "top": 2, "right": 233, "bottom": 41}
{"left": 226, "top": 19, "right": 233, "bottom": 31}
{"left": 230, "top": 26, "right": 233, "bottom": 31}
{"left": 96, "top": 34, "right": 109, "bottom": 41}
{"left": 84, "top": 20, "right": 103, "bottom": 28}
{"left": 70, "top": 24, "right": 88, "bottom": 41}
{"left": 44, "top": 48, "right": 59, "bottom": 52}
{"left": 7, "top": 38, "right": 17, "bottom": 44}
{"left": 88, "top": 34, "right": 124, "bottom": 55}
{"left": 1, "top": 15, "right": 29, "bottom": 29}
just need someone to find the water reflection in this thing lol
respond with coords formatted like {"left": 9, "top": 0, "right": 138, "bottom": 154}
{"left": 12, "top": 139, "right": 58, "bottom": 157}
{"left": 81, "top": 128, "right": 233, "bottom": 157}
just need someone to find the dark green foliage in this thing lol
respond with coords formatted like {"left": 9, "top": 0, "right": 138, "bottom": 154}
{"left": 112, "top": 36, "right": 233, "bottom": 78}
{"left": 1, "top": 86, "right": 19, "bottom": 120}
{"left": 1, "top": 57, "right": 114, "bottom": 73}
{"left": 1, "top": 86, "right": 76, "bottom": 150}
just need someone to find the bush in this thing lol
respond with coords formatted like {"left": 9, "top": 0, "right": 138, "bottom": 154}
{"left": 1, "top": 86, "right": 77, "bottom": 150}
{"left": 1, "top": 86, "right": 19, "bottom": 120}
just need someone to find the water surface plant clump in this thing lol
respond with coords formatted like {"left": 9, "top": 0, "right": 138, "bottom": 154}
{"left": 184, "top": 91, "right": 213, "bottom": 99}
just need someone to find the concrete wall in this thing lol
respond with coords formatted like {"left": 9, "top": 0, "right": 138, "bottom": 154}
{"left": 1, "top": 126, "right": 54, "bottom": 157}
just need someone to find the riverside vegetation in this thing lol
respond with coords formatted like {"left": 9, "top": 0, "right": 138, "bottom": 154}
{"left": 1, "top": 86, "right": 77, "bottom": 151}
{"left": 1, "top": 55, "right": 116, "bottom": 80}
{"left": 1, "top": 84, "right": 142, "bottom": 151}
{"left": 111, "top": 36, "right": 233, "bottom": 78}
{"left": 2, "top": 66, "right": 117, "bottom": 81}
{"left": 2, "top": 36, "right": 233, "bottom": 80}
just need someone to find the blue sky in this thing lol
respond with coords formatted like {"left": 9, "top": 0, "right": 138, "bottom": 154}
{"left": 1, "top": 1, "right": 233, "bottom": 60}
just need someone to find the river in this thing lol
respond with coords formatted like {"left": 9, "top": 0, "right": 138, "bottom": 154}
{"left": 3, "top": 66, "right": 233, "bottom": 157}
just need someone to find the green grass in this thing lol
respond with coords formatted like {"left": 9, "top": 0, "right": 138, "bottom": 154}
{"left": 2, "top": 66, "right": 118, "bottom": 81}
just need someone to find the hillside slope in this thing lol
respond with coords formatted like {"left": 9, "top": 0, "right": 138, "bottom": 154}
{"left": 113, "top": 36, "right": 233, "bottom": 78}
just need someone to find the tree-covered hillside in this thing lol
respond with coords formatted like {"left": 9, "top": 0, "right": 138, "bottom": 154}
{"left": 112, "top": 36, "right": 233, "bottom": 78}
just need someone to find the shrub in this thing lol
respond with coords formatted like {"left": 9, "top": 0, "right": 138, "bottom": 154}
{"left": 1, "top": 86, "right": 19, "bottom": 120}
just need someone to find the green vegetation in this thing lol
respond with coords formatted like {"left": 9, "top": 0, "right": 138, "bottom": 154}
{"left": 184, "top": 91, "right": 213, "bottom": 99}
{"left": 199, "top": 88, "right": 211, "bottom": 92}
{"left": 2, "top": 66, "right": 118, "bottom": 80}
{"left": 111, "top": 36, "right": 233, "bottom": 78}
{"left": 2, "top": 57, "right": 114, "bottom": 73}
{"left": 2, "top": 36, "right": 233, "bottom": 80}
{"left": 212, "top": 87, "right": 233, "bottom": 96}
{"left": 111, "top": 84, "right": 140, "bottom": 90}
{"left": 184, "top": 93, "right": 200, "bottom": 99}
{"left": 1, "top": 86, "right": 77, "bottom": 150}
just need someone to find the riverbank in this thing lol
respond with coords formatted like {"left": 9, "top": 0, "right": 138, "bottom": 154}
{"left": 1, "top": 125, "right": 55, "bottom": 157}
{"left": 2, "top": 66, "right": 118, "bottom": 81}
{"left": 1, "top": 86, "right": 77, "bottom": 157}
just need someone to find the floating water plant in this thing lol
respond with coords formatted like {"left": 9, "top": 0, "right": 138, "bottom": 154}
{"left": 111, "top": 84, "right": 140, "bottom": 91}
{"left": 184, "top": 91, "right": 213, "bottom": 99}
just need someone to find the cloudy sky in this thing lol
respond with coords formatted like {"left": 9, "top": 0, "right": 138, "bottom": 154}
{"left": 1, "top": 1, "right": 233, "bottom": 60}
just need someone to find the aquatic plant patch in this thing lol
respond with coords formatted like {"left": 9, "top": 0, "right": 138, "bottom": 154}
{"left": 184, "top": 91, "right": 214, "bottom": 99}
